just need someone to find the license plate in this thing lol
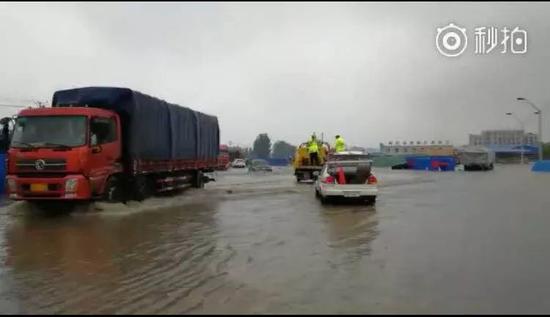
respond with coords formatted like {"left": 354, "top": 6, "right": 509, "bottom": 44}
{"left": 30, "top": 184, "right": 48, "bottom": 192}
{"left": 344, "top": 191, "right": 360, "bottom": 198}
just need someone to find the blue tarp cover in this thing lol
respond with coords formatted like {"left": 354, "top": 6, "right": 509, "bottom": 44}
{"left": 532, "top": 160, "right": 550, "bottom": 172}
{"left": 406, "top": 156, "right": 456, "bottom": 171}
{"left": 52, "top": 87, "right": 219, "bottom": 161}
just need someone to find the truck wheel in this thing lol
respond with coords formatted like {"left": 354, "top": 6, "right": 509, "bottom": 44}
{"left": 133, "top": 175, "right": 152, "bottom": 201}
{"left": 296, "top": 174, "right": 302, "bottom": 182}
{"left": 104, "top": 176, "right": 125, "bottom": 203}
{"left": 320, "top": 195, "right": 329, "bottom": 205}
{"left": 194, "top": 171, "right": 205, "bottom": 188}
{"left": 315, "top": 189, "right": 321, "bottom": 198}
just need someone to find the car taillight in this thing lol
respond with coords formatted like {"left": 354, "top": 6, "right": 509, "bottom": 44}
{"left": 367, "top": 175, "right": 378, "bottom": 184}
{"left": 322, "top": 176, "right": 336, "bottom": 184}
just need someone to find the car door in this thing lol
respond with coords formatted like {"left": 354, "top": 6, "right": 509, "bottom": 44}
{"left": 87, "top": 116, "right": 121, "bottom": 194}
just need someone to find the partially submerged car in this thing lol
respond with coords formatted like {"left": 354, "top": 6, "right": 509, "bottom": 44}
{"left": 248, "top": 159, "right": 273, "bottom": 172}
{"left": 314, "top": 153, "right": 378, "bottom": 205}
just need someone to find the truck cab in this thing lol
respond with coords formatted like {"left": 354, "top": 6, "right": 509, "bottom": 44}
{"left": 6, "top": 106, "right": 122, "bottom": 200}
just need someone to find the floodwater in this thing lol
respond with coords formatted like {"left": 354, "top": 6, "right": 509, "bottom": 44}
{"left": 0, "top": 165, "right": 549, "bottom": 314}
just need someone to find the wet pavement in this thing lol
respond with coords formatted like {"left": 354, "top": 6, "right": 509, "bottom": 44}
{"left": 0, "top": 165, "right": 549, "bottom": 313}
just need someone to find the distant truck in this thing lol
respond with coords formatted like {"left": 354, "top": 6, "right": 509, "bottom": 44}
{"left": 6, "top": 87, "right": 220, "bottom": 203}
{"left": 456, "top": 146, "right": 495, "bottom": 171}
{"left": 216, "top": 144, "right": 230, "bottom": 170}
{"left": 292, "top": 142, "right": 330, "bottom": 182}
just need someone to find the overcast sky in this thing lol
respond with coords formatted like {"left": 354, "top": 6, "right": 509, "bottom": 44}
{"left": 1, "top": 2, "right": 549, "bottom": 148}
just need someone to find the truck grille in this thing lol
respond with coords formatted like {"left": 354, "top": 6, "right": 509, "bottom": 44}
{"left": 16, "top": 159, "right": 67, "bottom": 171}
{"left": 16, "top": 173, "right": 67, "bottom": 178}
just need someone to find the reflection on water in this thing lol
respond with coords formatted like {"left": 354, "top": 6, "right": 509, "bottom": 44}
{"left": 0, "top": 169, "right": 386, "bottom": 314}
{"left": 321, "top": 206, "right": 379, "bottom": 264}
{"left": 1, "top": 199, "right": 231, "bottom": 314}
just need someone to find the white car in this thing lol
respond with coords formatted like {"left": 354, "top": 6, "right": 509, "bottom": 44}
{"left": 314, "top": 157, "right": 378, "bottom": 205}
{"left": 231, "top": 159, "right": 247, "bottom": 168}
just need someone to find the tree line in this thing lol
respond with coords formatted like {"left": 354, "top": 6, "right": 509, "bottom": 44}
{"left": 227, "top": 133, "right": 297, "bottom": 160}
{"left": 251, "top": 133, "right": 296, "bottom": 159}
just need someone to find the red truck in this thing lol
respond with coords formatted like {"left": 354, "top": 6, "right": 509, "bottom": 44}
{"left": 5, "top": 87, "right": 220, "bottom": 202}
{"left": 216, "top": 144, "right": 230, "bottom": 170}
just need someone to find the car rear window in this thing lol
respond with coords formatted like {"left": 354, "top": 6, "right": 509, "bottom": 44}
{"left": 327, "top": 162, "right": 371, "bottom": 174}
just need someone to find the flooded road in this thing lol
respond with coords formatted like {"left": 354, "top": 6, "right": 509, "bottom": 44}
{"left": 0, "top": 165, "right": 550, "bottom": 313}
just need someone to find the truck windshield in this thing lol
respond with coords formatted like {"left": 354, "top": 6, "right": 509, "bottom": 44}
{"left": 11, "top": 115, "right": 87, "bottom": 148}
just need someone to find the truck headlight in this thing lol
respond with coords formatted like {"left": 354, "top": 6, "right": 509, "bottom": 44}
{"left": 7, "top": 179, "right": 16, "bottom": 192}
{"left": 65, "top": 178, "right": 78, "bottom": 193}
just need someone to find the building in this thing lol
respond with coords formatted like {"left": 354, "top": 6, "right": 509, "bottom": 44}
{"left": 469, "top": 129, "right": 538, "bottom": 146}
{"left": 468, "top": 129, "right": 539, "bottom": 163}
{"left": 379, "top": 140, "right": 455, "bottom": 156}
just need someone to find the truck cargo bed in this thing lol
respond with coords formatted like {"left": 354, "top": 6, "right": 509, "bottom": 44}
{"left": 52, "top": 87, "right": 220, "bottom": 173}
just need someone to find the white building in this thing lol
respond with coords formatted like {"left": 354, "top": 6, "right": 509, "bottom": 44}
{"left": 469, "top": 130, "right": 538, "bottom": 146}
{"left": 379, "top": 140, "right": 454, "bottom": 156}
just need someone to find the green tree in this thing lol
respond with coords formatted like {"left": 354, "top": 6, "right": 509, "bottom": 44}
{"left": 252, "top": 133, "right": 271, "bottom": 159}
{"left": 272, "top": 140, "right": 296, "bottom": 158}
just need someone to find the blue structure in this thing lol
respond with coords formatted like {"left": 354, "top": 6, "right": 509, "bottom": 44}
{"left": 406, "top": 156, "right": 456, "bottom": 171}
{"left": 266, "top": 158, "right": 290, "bottom": 166}
{"left": 486, "top": 144, "right": 539, "bottom": 156}
{"left": 532, "top": 160, "right": 550, "bottom": 173}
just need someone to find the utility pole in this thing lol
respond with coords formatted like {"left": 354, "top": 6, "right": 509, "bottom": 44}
{"left": 506, "top": 112, "right": 525, "bottom": 164}
{"left": 517, "top": 97, "right": 544, "bottom": 161}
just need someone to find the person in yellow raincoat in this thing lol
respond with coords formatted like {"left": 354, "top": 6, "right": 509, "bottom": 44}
{"left": 334, "top": 135, "right": 346, "bottom": 153}
{"left": 308, "top": 135, "right": 320, "bottom": 165}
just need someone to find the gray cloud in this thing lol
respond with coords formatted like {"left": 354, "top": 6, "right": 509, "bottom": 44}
{"left": 0, "top": 2, "right": 549, "bottom": 148}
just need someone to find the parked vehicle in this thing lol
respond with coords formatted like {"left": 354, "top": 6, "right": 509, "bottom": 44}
{"left": 231, "top": 158, "right": 246, "bottom": 168}
{"left": 391, "top": 163, "right": 409, "bottom": 170}
{"left": 314, "top": 153, "right": 378, "bottom": 205}
{"left": 6, "top": 87, "right": 220, "bottom": 203}
{"left": 456, "top": 146, "right": 495, "bottom": 171}
{"left": 248, "top": 159, "right": 273, "bottom": 172}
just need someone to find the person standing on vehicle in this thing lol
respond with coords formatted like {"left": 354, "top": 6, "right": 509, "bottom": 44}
{"left": 308, "top": 135, "right": 320, "bottom": 165}
{"left": 334, "top": 135, "right": 346, "bottom": 153}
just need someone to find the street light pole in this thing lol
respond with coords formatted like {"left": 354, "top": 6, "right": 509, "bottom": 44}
{"left": 506, "top": 112, "right": 525, "bottom": 164}
{"left": 517, "top": 97, "right": 544, "bottom": 161}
